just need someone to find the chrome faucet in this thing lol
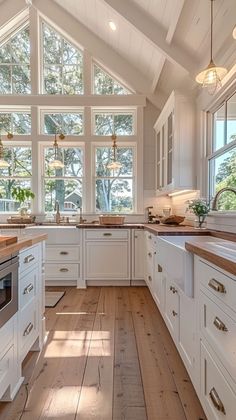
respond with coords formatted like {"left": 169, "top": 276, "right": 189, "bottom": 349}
{"left": 211, "top": 187, "right": 236, "bottom": 211}
{"left": 54, "top": 200, "right": 61, "bottom": 224}
{"left": 78, "top": 206, "right": 86, "bottom": 224}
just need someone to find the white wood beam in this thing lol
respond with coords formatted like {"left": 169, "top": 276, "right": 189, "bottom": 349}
{"left": 102, "top": 0, "right": 197, "bottom": 75}
{"left": 0, "top": 0, "right": 28, "bottom": 39}
{"left": 32, "top": 0, "right": 161, "bottom": 110}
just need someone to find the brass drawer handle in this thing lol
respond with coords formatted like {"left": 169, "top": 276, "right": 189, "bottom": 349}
{"left": 24, "top": 254, "right": 35, "bottom": 264}
{"left": 148, "top": 275, "right": 152, "bottom": 282}
{"left": 23, "top": 322, "right": 33, "bottom": 337}
{"left": 60, "top": 268, "right": 69, "bottom": 272}
{"left": 148, "top": 252, "right": 152, "bottom": 257}
{"left": 208, "top": 278, "right": 226, "bottom": 294}
{"left": 103, "top": 233, "right": 112, "bottom": 236}
{"left": 60, "top": 251, "right": 68, "bottom": 255}
{"left": 158, "top": 264, "right": 162, "bottom": 273}
{"left": 209, "top": 387, "right": 226, "bottom": 414}
{"left": 23, "top": 283, "right": 34, "bottom": 295}
{"left": 170, "top": 286, "right": 177, "bottom": 294}
{"left": 213, "top": 316, "right": 228, "bottom": 332}
{"left": 172, "top": 310, "right": 178, "bottom": 317}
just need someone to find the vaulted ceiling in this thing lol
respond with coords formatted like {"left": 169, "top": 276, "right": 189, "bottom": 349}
{"left": 1, "top": 0, "right": 236, "bottom": 110}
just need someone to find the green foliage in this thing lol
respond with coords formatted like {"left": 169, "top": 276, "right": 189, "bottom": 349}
{"left": 11, "top": 186, "right": 35, "bottom": 205}
{"left": 187, "top": 199, "right": 209, "bottom": 216}
{"left": 214, "top": 149, "right": 236, "bottom": 210}
{"left": 94, "top": 64, "right": 129, "bottom": 95}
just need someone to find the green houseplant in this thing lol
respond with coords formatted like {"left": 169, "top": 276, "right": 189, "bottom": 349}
{"left": 12, "top": 186, "right": 35, "bottom": 215}
{"left": 187, "top": 198, "right": 210, "bottom": 228}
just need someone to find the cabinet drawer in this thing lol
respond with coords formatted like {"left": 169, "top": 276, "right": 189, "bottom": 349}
{"left": 198, "top": 259, "right": 236, "bottom": 313}
{"left": 145, "top": 231, "right": 157, "bottom": 247}
{"left": 46, "top": 246, "right": 80, "bottom": 262}
{"left": 85, "top": 229, "right": 129, "bottom": 240}
{"left": 0, "top": 345, "right": 13, "bottom": 399}
{"left": 19, "top": 267, "right": 37, "bottom": 311}
{"left": 200, "top": 290, "right": 236, "bottom": 383}
{"left": 201, "top": 342, "right": 236, "bottom": 420}
{"left": 19, "top": 245, "right": 38, "bottom": 274}
{"left": 45, "top": 263, "right": 80, "bottom": 279}
{"left": 164, "top": 276, "right": 179, "bottom": 342}
{"left": 19, "top": 301, "right": 38, "bottom": 361}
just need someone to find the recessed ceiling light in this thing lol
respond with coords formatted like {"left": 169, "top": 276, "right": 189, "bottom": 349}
{"left": 109, "top": 21, "right": 117, "bottom": 31}
{"left": 233, "top": 25, "right": 236, "bottom": 40}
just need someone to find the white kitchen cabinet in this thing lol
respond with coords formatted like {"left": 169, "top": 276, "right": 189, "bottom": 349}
{"left": 144, "top": 231, "right": 157, "bottom": 294}
{"left": 131, "top": 229, "right": 145, "bottom": 283}
{"left": 84, "top": 229, "right": 130, "bottom": 285}
{"left": 154, "top": 90, "right": 195, "bottom": 195}
{"left": 164, "top": 274, "right": 180, "bottom": 343}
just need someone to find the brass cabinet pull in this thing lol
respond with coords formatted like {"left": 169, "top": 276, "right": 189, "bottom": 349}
{"left": 172, "top": 310, "right": 178, "bottom": 317}
{"left": 158, "top": 264, "right": 162, "bottom": 272}
{"left": 103, "top": 233, "right": 112, "bottom": 236}
{"left": 170, "top": 285, "right": 178, "bottom": 294}
{"left": 148, "top": 275, "right": 152, "bottom": 282}
{"left": 24, "top": 254, "right": 35, "bottom": 264}
{"left": 23, "top": 283, "right": 34, "bottom": 295}
{"left": 60, "top": 251, "right": 69, "bottom": 255}
{"left": 23, "top": 322, "right": 33, "bottom": 337}
{"left": 134, "top": 235, "right": 138, "bottom": 239}
{"left": 208, "top": 278, "right": 226, "bottom": 294}
{"left": 209, "top": 387, "right": 226, "bottom": 414}
{"left": 213, "top": 316, "right": 228, "bottom": 332}
{"left": 148, "top": 252, "right": 152, "bottom": 257}
{"left": 60, "top": 268, "right": 69, "bottom": 272}
{"left": 148, "top": 235, "right": 152, "bottom": 239}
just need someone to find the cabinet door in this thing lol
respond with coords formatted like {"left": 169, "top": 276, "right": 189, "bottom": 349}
{"left": 153, "top": 260, "right": 164, "bottom": 311}
{"left": 155, "top": 131, "right": 161, "bottom": 190}
{"left": 164, "top": 275, "right": 179, "bottom": 343}
{"left": 167, "top": 112, "right": 173, "bottom": 186}
{"left": 179, "top": 292, "right": 196, "bottom": 376}
{"left": 85, "top": 241, "right": 129, "bottom": 280}
{"left": 132, "top": 230, "right": 144, "bottom": 279}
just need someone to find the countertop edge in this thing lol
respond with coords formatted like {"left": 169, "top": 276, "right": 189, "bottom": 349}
{"left": 0, "top": 234, "right": 47, "bottom": 257}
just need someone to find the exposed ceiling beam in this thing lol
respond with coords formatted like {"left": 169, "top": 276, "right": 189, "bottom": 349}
{"left": 0, "top": 0, "right": 28, "bottom": 39}
{"left": 32, "top": 0, "right": 162, "bottom": 110}
{"left": 151, "top": 0, "right": 186, "bottom": 94}
{"left": 102, "top": 0, "right": 197, "bottom": 75}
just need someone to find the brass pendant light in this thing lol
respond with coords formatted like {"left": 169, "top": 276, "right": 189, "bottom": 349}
{"left": 48, "top": 133, "right": 64, "bottom": 169}
{"left": 107, "top": 134, "right": 122, "bottom": 170}
{"left": 195, "top": 0, "right": 227, "bottom": 95}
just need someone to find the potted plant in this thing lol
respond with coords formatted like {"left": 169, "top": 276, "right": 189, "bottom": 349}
{"left": 187, "top": 198, "right": 210, "bottom": 228}
{"left": 12, "top": 186, "right": 35, "bottom": 216}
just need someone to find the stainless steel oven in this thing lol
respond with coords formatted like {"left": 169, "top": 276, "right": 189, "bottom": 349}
{"left": 0, "top": 253, "right": 18, "bottom": 329}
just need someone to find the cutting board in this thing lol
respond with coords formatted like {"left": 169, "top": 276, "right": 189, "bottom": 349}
{"left": 0, "top": 235, "right": 18, "bottom": 248}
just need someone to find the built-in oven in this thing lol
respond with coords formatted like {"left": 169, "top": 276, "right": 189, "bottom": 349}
{"left": 0, "top": 253, "right": 18, "bottom": 329}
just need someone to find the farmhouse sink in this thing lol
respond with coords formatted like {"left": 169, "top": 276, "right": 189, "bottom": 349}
{"left": 156, "top": 235, "right": 221, "bottom": 297}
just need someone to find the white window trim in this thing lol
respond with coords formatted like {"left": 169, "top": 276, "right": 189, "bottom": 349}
{"left": 40, "top": 107, "right": 85, "bottom": 136}
{"left": 92, "top": 60, "right": 133, "bottom": 95}
{"left": 92, "top": 108, "right": 137, "bottom": 136}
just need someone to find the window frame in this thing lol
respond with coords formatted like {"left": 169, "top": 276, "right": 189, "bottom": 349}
{"left": 92, "top": 108, "right": 137, "bottom": 136}
{"left": 92, "top": 142, "right": 137, "bottom": 214}
{"left": 92, "top": 61, "right": 132, "bottom": 95}
{"left": 40, "top": 107, "right": 84, "bottom": 136}
{"left": 0, "top": 107, "right": 31, "bottom": 135}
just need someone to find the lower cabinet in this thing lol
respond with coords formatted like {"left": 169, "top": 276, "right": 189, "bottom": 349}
{"left": 131, "top": 229, "right": 144, "bottom": 282}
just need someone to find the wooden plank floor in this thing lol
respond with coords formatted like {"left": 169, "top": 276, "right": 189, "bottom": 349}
{"left": 0, "top": 287, "right": 206, "bottom": 420}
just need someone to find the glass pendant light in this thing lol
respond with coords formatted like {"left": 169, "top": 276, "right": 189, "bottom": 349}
{"left": 0, "top": 135, "right": 10, "bottom": 168}
{"left": 195, "top": 0, "right": 227, "bottom": 95}
{"left": 107, "top": 134, "right": 122, "bottom": 170}
{"left": 48, "top": 134, "right": 64, "bottom": 169}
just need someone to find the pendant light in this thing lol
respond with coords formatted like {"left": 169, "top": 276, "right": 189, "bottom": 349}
{"left": 0, "top": 135, "right": 10, "bottom": 168}
{"left": 48, "top": 134, "right": 64, "bottom": 169}
{"left": 195, "top": 0, "right": 227, "bottom": 95}
{"left": 107, "top": 134, "right": 122, "bottom": 170}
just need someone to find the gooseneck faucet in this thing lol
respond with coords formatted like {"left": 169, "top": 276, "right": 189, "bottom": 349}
{"left": 54, "top": 200, "right": 61, "bottom": 224}
{"left": 211, "top": 187, "right": 236, "bottom": 211}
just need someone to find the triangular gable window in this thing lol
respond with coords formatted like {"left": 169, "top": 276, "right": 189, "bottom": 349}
{"left": 0, "top": 24, "right": 30, "bottom": 94}
{"left": 42, "top": 22, "right": 83, "bottom": 95}
{"left": 93, "top": 64, "right": 131, "bottom": 95}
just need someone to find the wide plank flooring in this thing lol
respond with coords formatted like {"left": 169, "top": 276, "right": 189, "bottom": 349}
{"left": 0, "top": 287, "right": 206, "bottom": 420}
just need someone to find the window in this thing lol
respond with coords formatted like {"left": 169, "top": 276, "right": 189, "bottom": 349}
{"left": 93, "top": 64, "right": 130, "bottom": 95}
{"left": 209, "top": 92, "right": 236, "bottom": 210}
{"left": 95, "top": 146, "right": 135, "bottom": 213}
{"left": 93, "top": 111, "right": 135, "bottom": 135}
{"left": 42, "top": 23, "right": 83, "bottom": 95}
{"left": 42, "top": 111, "right": 83, "bottom": 135}
{"left": 0, "top": 110, "right": 31, "bottom": 134}
{"left": 0, "top": 146, "right": 32, "bottom": 212}
{"left": 43, "top": 146, "right": 83, "bottom": 212}
{"left": 0, "top": 25, "right": 30, "bottom": 94}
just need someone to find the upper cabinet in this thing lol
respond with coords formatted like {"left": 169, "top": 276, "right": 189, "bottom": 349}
{"left": 154, "top": 91, "right": 196, "bottom": 195}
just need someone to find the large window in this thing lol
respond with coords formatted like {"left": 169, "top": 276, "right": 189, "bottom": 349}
{"left": 0, "top": 110, "right": 31, "bottom": 134}
{"left": 0, "top": 25, "right": 30, "bottom": 94}
{"left": 209, "top": 92, "right": 236, "bottom": 210}
{"left": 95, "top": 146, "right": 135, "bottom": 213}
{"left": 0, "top": 146, "right": 32, "bottom": 212}
{"left": 93, "top": 110, "right": 135, "bottom": 136}
{"left": 93, "top": 64, "right": 130, "bottom": 95}
{"left": 43, "top": 146, "right": 83, "bottom": 212}
{"left": 42, "top": 111, "right": 83, "bottom": 135}
{"left": 42, "top": 23, "right": 83, "bottom": 95}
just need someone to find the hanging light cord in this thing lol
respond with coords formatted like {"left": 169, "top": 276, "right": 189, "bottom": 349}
{"left": 210, "top": 0, "right": 213, "bottom": 62}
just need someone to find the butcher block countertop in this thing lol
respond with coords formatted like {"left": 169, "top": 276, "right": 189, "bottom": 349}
{"left": 143, "top": 224, "right": 211, "bottom": 235}
{"left": 0, "top": 234, "right": 47, "bottom": 257}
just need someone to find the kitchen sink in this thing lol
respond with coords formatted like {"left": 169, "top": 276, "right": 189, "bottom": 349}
{"left": 156, "top": 235, "right": 220, "bottom": 297}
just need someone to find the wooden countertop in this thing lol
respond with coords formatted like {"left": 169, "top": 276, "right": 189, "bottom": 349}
{"left": 0, "top": 234, "right": 47, "bottom": 257}
{"left": 143, "top": 224, "right": 210, "bottom": 235}
{"left": 0, "top": 223, "right": 35, "bottom": 228}
{"left": 185, "top": 238, "right": 236, "bottom": 276}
